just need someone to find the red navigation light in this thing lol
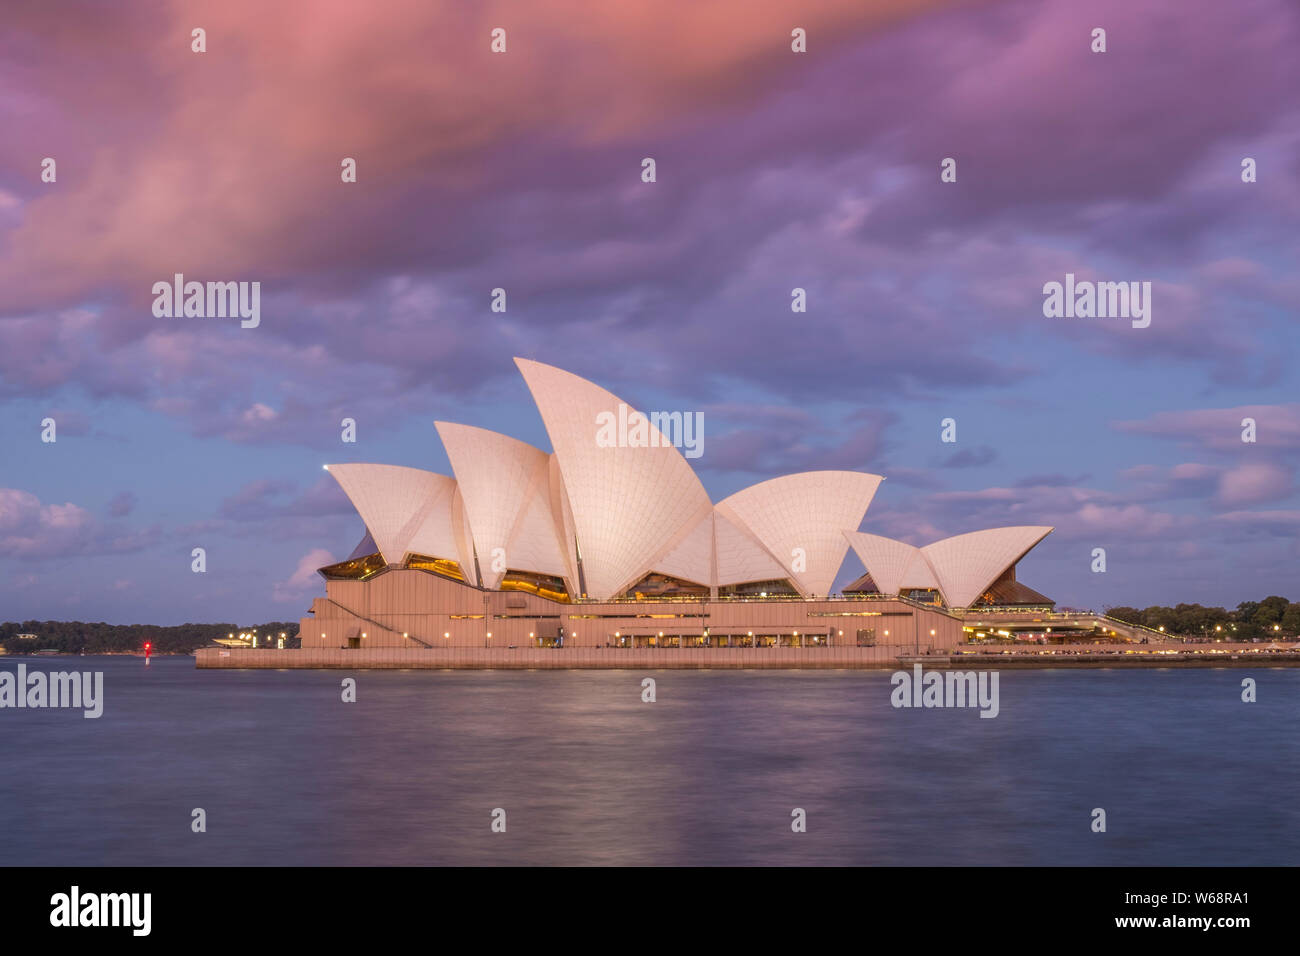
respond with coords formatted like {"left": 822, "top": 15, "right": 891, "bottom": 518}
{"left": 144, "top": 642, "right": 152, "bottom": 650}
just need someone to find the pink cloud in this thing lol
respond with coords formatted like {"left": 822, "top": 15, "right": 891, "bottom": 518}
{"left": 1215, "top": 462, "right": 1293, "bottom": 506}
{"left": 273, "top": 547, "right": 336, "bottom": 601}
{"left": 0, "top": 487, "right": 157, "bottom": 558}
{"left": 0, "top": 0, "right": 950, "bottom": 309}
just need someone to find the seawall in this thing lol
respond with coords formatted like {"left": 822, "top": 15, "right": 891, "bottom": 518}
{"left": 194, "top": 645, "right": 1300, "bottom": 670}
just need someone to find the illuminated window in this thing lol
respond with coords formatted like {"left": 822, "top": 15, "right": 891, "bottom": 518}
{"left": 405, "top": 554, "right": 466, "bottom": 581}
{"left": 318, "top": 552, "right": 386, "bottom": 580}
{"left": 620, "top": 572, "right": 709, "bottom": 600}
{"left": 499, "top": 570, "right": 570, "bottom": 603}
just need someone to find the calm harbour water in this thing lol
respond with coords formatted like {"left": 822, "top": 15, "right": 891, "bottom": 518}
{"left": 2, "top": 656, "right": 1297, "bottom": 866}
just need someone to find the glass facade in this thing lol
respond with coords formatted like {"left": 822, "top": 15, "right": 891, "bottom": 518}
{"left": 499, "top": 570, "right": 570, "bottom": 603}
{"left": 405, "top": 554, "right": 466, "bottom": 581}
{"left": 718, "top": 579, "right": 799, "bottom": 598}
{"left": 622, "top": 572, "right": 710, "bottom": 599}
{"left": 318, "top": 552, "right": 387, "bottom": 580}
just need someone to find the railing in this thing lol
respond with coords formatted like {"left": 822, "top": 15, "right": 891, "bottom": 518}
{"left": 575, "top": 591, "right": 953, "bottom": 612}
{"left": 323, "top": 599, "right": 433, "bottom": 647}
{"left": 953, "top": 605, "right": 1058, "bottom": 616}
{"left": 956, "top": 608, "right": 1189, "bottom": 642}
{"left": 1095, "top": 614, "right": 1187, "bottom": 641}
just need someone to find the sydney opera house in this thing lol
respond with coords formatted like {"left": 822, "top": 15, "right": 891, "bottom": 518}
{"left": 301, "top": 359, "right": 1055, "bottom": 652}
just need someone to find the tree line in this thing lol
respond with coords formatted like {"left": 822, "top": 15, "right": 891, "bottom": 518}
{"left": 0, "top": 621, "right": 301, "bottom": 655}
{"left": 1104, "top": 596, "right": 1299, "bottom": 640}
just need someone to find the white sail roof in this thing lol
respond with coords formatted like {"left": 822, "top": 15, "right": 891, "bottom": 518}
{"left": 435, "top": 421, "right": 565, "bottom": 589}
{"left": 515, "top": 357, "right": 713, "bottom": 600}
{"left": 507, "top": 460, "right": 570, "bottom": 582}
{"left": 716, "top": 471, "right": 883, "bottom": 596}
{"left": 651, "top": 511, "right": 714, "bottom": 587}
{"left": 322, "top": 364, "right": 1046, "bottom": 609}
{"left": 843, "top": 532, "right": 919, "bottom": 596}
{"left": 445, "top": 486, "right": 478, "bottom": 580}
{"left": 324, "top": 463, "right": 461, "bottom": 568}
{"left": 843, "top": 531, "right": 942, "bottom": 595}
{"left": 547, "top": 454, "right": 581, "bottom": 594}
{"left": 900, "top": 550, "right": 940, "bottom": 590}
{"left": 921, "top": 526, "right": 1053, "bottom": 607}
{"left": 714, "top": 509, "right": 790, "bottom": 587}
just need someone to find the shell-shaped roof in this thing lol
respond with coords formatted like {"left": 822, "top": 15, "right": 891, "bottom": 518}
{"left": 323, "top": 363, "right": 1042, "bottom": 606}
{"left": 435, "top": 421, "right": 565, "bottom": 589}
{"left": 714, "top": 509, "right": 790, "bottom": 586}
{"left": 651, "top": 511, "right": 714, "bottom": 587}
{"left": 515, "top": 358, "right": 713, "bottom": 600}
{"left": 324, "top": 463, "right": 460, "bottom": 568}
{"left": 843, "top": 531, "right": 943, "bottom": 595}
{"left": 507, "top": 460, "right": 569, "bottom": 582}
{"left": 547, "top": 454, "right": 581, "bottom": 592}
{"left": 900, "top": 549, "right": 940, "bottom": 590}
{"left": 716, "top": 471, "right": 883, "bottom": 596}
{"left": 445, "top": 486, "right": 478, "bottom": 579}
{"left": 843, "top": 531, "right": 921, "bottom": 596}
{"left": 921, "top": 526, "right": 1053, "bottom": 607}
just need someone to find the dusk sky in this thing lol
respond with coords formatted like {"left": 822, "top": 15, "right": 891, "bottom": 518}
{"left": 2, "top": 0, "right": 1298, "bottom": 625}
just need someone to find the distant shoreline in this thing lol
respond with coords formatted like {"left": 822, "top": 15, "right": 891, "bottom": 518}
{"left": 0, "top": 651, "right": 193, "bottom": 658}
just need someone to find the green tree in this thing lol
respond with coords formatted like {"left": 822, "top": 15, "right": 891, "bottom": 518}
{"left": 1104, "top": 606, "right": 1144, "bottom": 625}
{"left": 1255, "top": 595, "right": 1289, "bottom": 628}
{"left": 1281, "top": 603, "right": 1300, "bottom": 637}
